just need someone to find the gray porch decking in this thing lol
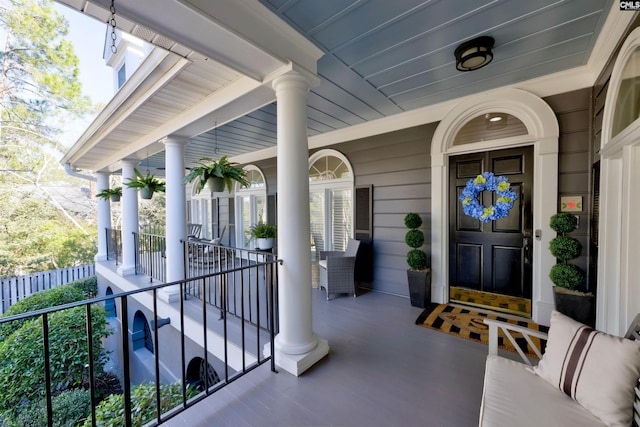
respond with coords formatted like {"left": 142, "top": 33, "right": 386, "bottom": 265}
{"left": 165, "top": 289, "right": 489, "bottom": 427}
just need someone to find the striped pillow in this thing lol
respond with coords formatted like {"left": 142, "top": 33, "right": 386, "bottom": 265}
{"left": 533, "top": 311, "right": 640, "bottom": 427}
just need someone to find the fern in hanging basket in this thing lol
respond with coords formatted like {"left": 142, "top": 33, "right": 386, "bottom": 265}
{"left": 184, "top": 156, "right": 249, "bottom": 193}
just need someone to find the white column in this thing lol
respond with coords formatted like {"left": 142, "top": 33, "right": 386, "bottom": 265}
{"left": 118, "top": 159, "right": 139, "bottom": 276}
{"left": 271, "top": 70, "right": 328, "bottom": 376}
{"left": 95, "top": 172, "right": 111, "bottom": 262}
{"left": 161, "top": 137, "right": 187, "bottom": 303}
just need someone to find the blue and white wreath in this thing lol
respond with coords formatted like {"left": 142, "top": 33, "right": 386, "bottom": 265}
{"left": 459, "top": 172, "right": 518, "bottom": 222}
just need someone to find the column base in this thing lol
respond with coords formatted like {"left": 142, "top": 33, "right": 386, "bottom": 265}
{"left": 266, "top": 336, "right": 329, "bottom": 376}
{"left": 95, "top": 253, "right": 108, "bottom": 262}
{"left": 117, "top": 264, "right": 137, "bottom": 277}
{"left": 158, "top": 285, "right": 180, "bottom": 303}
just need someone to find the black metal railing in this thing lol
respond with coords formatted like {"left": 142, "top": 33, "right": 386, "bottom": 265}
{"left": 183, "top": 240, "right": 279, "bottom": 333}
{"left": 106, "top": 227, "right": 122, "bottom": 264}
{"left": 0, "top": 259, "right": 280, "bottom": 426}
{"left": 134, "top": 231, "right": 166, "bottom": 283}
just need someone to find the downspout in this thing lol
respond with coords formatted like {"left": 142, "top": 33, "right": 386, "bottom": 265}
{"left": 64, "top": 163, "right": 97, "bottom": 182}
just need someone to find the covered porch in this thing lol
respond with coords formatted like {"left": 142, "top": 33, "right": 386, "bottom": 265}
{"left": 55, "top": 0, "right": 640, "bottom": 411}
{"left": 164, "top": 288, "right": 487, "bottom": 427}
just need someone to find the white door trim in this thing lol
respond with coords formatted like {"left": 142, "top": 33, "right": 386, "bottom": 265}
{"left": 431, "top": 88, "right": 559, "bottom": 325}
{"left": 598, "top": 27, "right": 640, "bottom": 335}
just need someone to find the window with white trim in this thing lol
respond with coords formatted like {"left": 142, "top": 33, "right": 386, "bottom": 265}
{"left": 235, "top": 167, "right": 267, "bottom": 249}
{"left": 188, "top": 181, "right": 215, "bottom": 240}
{"left": 309, "top": 150, "right": 354, "bottom": 255}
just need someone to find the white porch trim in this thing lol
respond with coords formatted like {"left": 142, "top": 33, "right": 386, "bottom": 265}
{"left": 598, "top": 27, "right": 640, "bottom": 335}
{"left": 431, "top": 88, "right": 559, "bottom": 326}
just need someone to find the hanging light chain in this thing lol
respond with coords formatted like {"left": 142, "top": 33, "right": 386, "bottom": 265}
{"left": 110, "top": 0, "right": 117, "bottom": 54}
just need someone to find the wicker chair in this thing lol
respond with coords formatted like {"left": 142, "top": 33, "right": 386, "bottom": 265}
{"left": 319, "top": 238, "right": 360, "bottom": 300}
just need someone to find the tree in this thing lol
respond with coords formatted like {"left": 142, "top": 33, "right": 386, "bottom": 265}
{"left": 0, "top": 0, "right": 99, "bottom": 275}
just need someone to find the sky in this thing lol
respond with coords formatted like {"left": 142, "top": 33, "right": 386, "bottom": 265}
{"left": 53, "top": 3, "right": 114, "bottom": 147}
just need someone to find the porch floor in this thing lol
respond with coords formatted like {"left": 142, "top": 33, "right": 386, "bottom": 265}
{"left": 164, "top": 289, "right": 489, "bottom": 427}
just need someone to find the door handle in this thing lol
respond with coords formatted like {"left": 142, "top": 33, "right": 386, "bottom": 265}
{"left": 522, "top": 232, "right": 532, "bottom": 265}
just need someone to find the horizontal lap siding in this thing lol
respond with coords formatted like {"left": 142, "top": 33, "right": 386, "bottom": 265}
{"left": 313, "top": 125, "right": 436, "bottom": 297}
{"left": 544, "top": 88, "right": 594, "bottom": 292}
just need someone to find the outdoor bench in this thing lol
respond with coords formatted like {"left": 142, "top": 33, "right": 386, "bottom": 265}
{"left": 479, "top": 312, "right": 640, "bottom": 427}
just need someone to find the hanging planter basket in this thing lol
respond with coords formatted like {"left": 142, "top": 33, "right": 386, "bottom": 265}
{"left": 207, "top": 176, "right": 225, "bottom": 193}
{"left": 110, "top": 194, "right": 121, "bottom": 202}
{"left": 140, "top": 186, "right": 154, "bottom": 200}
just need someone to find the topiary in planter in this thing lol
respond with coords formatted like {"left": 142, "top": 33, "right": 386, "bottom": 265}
{"left": 404, "top": 213, "right": 430, "bottom": 308}
{"left": 549, "top": 235, "right": 582, "bottom": 261}
{"left": 548, "top": 212, "right": 593, "bottom": 326}
{"left": 550, "top": 212, "right": 578, "bottom": 234}
{"left": 549, "top": 263, "right": 585, "bottom": 289}
{"left": 404, "top": 213, "right": 427, "bottom": 270}
{"left": 548, "top": 213, "right": 584, "bottom": 290}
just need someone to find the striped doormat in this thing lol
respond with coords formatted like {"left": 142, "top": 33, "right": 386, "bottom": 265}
{"left": 450, "top": 286, "right": 531, "bottom": 317}
{"left": 415, "top": 303, "right": 548, "bottom": 357}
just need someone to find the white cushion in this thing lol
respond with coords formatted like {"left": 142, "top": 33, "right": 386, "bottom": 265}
{"left": 318, "top": 259, "right": 327, "bottom": 269}
{"left": 480, "top": 355, "right": 605, "bottom": 427}
{"left": 532, "top": 311, "right": 640, "bottom": 427}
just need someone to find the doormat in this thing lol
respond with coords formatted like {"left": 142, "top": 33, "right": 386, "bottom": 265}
{"left": 450, "top": 286, "right": 531, "bottom": 317}
{"left": 415, "top": 303, "right": 548, "bottom": 357}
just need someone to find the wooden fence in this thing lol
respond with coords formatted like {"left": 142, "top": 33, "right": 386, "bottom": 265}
{"left": 0, "top": 264, "right": 96, "bottom": 315}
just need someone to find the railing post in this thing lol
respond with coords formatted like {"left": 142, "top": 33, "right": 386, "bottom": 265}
{"left": 120, "top": 296, "right": 132, "bottom": 427}
{"left": 42, "top": 313, "right": 53, "bottom": 427}
{"left": 85, "top": 304, "right": 97, "bottom": 427}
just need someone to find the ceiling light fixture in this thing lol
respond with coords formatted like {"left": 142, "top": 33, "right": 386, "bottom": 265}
{"left": 455, "top": 36, "right": 495, "bottom": 72}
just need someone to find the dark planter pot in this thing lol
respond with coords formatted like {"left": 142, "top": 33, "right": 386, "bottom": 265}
{"left": 139, "top": 186, "right": 154, "bottom": 200}
{"left": 110, "top": 194, "right": 121, "bottom": 202}
{"left": 553, "top": 287, "right": 595, "bottom": 327}
{"left": 207, "top": 176, "right": 225, "bottom": 193}
{"left": 407, "top": 269, "right": 431, "bottom": 308}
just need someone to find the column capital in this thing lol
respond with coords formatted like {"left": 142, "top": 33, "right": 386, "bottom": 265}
{"left": 161, "top": 135, "right": 190, "bottom": 147}
{"left": 272, "top": 70, "right": 316, "bottom": 93}
{"left": 121, "top": 158, "right": 138, "bottom": 168}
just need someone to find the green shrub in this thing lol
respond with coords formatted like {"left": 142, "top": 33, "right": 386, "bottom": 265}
{"left": 0, "top": 285, "right": 85, "bottom": 339}
{"left": 0, "top": 305, "right": 110, "bottom": 420}
{"left": 0, "top": 276, "right": 97, "bottom": 339}
{"left": 68, "top": 276, "right": 98, "bottom": 299}
{"left": 549, "top": 263, "right": 585, "bottom": 289}
{"left": 550, "top": 213, "right": 578, "bottom": 234}
{"left": 6, "top": 389, "right": 91, "bottom": 427}
{"left": 86, "top": 382, "right": 199, "bottom": 427}
{"left": 549, "top": 236, "right": 582, "bottom": 261}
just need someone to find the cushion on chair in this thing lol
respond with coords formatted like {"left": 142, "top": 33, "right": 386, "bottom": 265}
{"left": 532, "top": 310, "right": 640, "bottom": 427}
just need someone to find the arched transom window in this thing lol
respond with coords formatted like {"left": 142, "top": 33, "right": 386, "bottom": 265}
{"left": 309, "top": 150, "right": 354, "bottom": 254}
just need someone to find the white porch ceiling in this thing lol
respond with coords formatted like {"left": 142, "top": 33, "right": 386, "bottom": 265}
{"left": 57, "top": 0, "right": 631, "bottom": 173}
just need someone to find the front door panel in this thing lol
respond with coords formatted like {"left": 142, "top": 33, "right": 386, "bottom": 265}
{"left": 449, "top": 147, "right": 533, "bottom": 298}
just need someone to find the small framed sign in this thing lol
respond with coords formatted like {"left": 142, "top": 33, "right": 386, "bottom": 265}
{"left": 561, "top": 196, "right": 582, "bottom": 212}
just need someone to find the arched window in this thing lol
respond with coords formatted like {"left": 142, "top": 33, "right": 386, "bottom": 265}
{"left": 132, "top": 311, "right": 154, "bottom": 354}
{"left": 186, "top": 357, "right": 221, "bottom": 391}
{"left": 235, "top": 166, "right": 267, "bottom": 249}
{"left": 309, "top": 150, "right": 354, "bottom": 254}
{"left": 105, "top": 287, "right": 116, "bottom": 318}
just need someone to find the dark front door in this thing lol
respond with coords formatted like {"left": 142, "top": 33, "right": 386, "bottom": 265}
{"left": 449, "top": 147, "right": 533, "bottom": 298}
